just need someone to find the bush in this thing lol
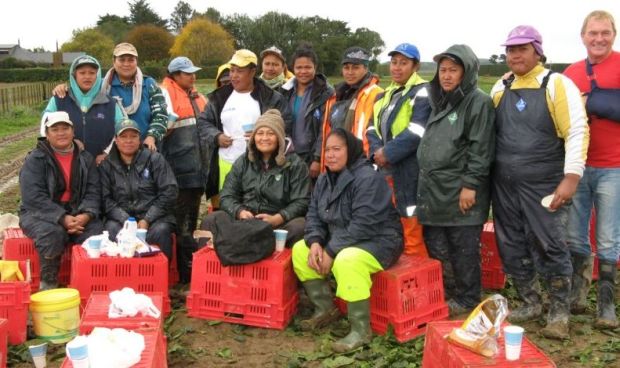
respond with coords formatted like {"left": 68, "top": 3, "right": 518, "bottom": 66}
{"left": 0, "top": 68, "right": 68, "bottom": 82}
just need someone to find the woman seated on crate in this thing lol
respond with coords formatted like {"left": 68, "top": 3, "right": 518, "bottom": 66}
{"left": 201, "top": 109, "right": 310, "bottom": 247}
{"left": 99, "top": 119, "right": 178, "bottom": 259}
{"left": 292, "top": 128, "right": 403, "bottom": 352}
{"left": 19, "top": 111, "right": 104, "bottom": 290}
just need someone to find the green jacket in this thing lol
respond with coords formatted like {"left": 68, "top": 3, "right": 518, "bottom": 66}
{"left": 417, "top": 44, "right": 495, "bottom": 226}
{"left": 220, "top": 151, "right": 310, "bottom": 222}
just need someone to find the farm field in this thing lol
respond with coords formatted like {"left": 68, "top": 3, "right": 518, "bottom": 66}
{"left": 0, "top": 80, "right": 618, "bottom": 367}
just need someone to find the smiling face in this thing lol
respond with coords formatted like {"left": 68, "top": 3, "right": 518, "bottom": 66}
{"left": 74, "top": 65, "right": 98, "bottom": 92}
{"left": 230, "top": 65, "right": 256, "bottom": 93}
{"left": 293, "top": 56, "right": 316, "bottom": 86}
{"left": 438, "top": 58, "right": 464, "bottom": 92}
{"left": 390, "top": 53, "right": 417, "bottom": 86}
{"left": 46, "top": 123, "right": 74, "bottom": 150}
{"left": 115, "top": 129, "right": 141, "bottom": 157}
{"left": 506, "top": 43, "right": 540, "bottom": 76}
{"left": 342, "top": 63, "right": 367, "bottom": 86}
{"left": 324, "top": 134, "right": 348, "bottom": 173}
{"left": 261, "top": 54, "right": 285, "bottom": 80}
{"left": 113, "top": 54, "right": 138, "bottom": 82}
{"left": 582, "top": 17, "right": 616, "bottom": 63}
{"left": 254, "top": 127, "right": 278, "bottom": 158}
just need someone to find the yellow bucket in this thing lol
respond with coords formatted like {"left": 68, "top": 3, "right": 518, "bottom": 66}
{"left": 29, "top": 288, "right": 80, "bottom": 343}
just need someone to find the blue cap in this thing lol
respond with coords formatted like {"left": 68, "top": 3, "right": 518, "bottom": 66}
{"left": 388, "top": 43, "right": 420, "bottom": 61}
{"left": 168, "top": 56, "right": 201, "bottom": 74}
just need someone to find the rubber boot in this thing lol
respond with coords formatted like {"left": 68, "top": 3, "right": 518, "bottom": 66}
{"left": 332, "top": 299, "right": 371, "bottom": 353}
{"left": 541, "top": 276, "right": 571, "bottom": 340}
{"left": 594, "top": 261, "right": 618, "bottom": 329}
{"left": 508, "top": 277, "right": 543, "bottom": 323}
{"left": 39, "top": 255, "right": 60, "bottom": 291}
{"left": 569, "top": 253, "right": 594, "bottom": 314}
{"left": 299, "top": 279, "right": 340, "bottom": 331}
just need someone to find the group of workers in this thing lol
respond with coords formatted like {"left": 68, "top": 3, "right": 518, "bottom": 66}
{"left": 17, "top": 9, "right": 618, "bottom": 352}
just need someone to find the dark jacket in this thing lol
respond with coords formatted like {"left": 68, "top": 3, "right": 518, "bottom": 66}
{"left": 305, "top": 158, "right": 403, "bottom": 269}
{"left": 220, "top": 151, "right": 310, "bottom": 222}
{"left": 54, "top": 91, "right": 116, "bottom": 158}
{"left": 19, "top": 139, "right": 101, "bottom": 224}
{"left": 279, "top": 74, "right": 334, "bottom": 164}
{"left": 417, "top": 44, "right": 495, "bottom": 226}
{"left": 99, "top": 144, "right": 178, "bottom": 225}
{"left": 198, "top": 78, "right": 293, "bottom": 197}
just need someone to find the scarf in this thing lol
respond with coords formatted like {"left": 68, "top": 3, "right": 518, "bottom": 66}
{"left": 261, "top": 73, "right": 286, "bottom": 89}
{"left": 102, "top": 67, "right": 144, "bottom": 115}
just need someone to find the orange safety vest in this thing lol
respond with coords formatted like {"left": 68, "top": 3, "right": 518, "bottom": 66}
{"left": 161, "top": 77, "right": 207, "bottom": 129}
{"left": 320, "top": 75, "right": 382, "bottom": 171}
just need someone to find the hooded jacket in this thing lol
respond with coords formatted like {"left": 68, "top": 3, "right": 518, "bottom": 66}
{"left": 417, "top": 44, "right": 495, "bottom": 226}
{"left": 99, "top": 144, "right": 178, "bottom": 226}
{"left": 47, "top": 56, "right": 121, "bottom": 158}
{"left": 279, "top": 74, "right": 334, "bottom": 164}
{"left": 197, "top": 78, "right": 292, "bottom": 198}
{"left": 19, "top": 139, "right": 101, "bottom": 225}
{"left": 305, "top": 130, "right": 403, "bottom": 268}
{"left": 367, "top": 72, "right": 431, "bottom": 216}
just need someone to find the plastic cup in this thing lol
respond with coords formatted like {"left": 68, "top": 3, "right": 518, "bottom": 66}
{"left": 136, "top": 229, "right": 148, "bottom": 242}
{"left": 504, "top": 325, "right": 524, "bottom": 361}
{"left": 66, "top": 335, "right": 88, "bottom": 360}
{"left": 274, "top": 229, "right": 288, "bottom": 252}
{"left": 28, "top": 342, "right": 47, "bottom": 368}
{"left": 88, "top": 237, "right": 102, "bottom": 249}
{"left": 69, "top": 357, "right": 90, "bottom": 368}
{"left": 541, "top": 194, "right": 556, "bottom": 212}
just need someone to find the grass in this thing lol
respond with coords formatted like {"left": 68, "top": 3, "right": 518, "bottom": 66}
{"left": 0, "top": 105, "right": 42, "bottom": 138}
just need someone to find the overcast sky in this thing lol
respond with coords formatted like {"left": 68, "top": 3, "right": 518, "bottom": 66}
{"left": 2, "top": 0, "right": 619, "bottom": 63}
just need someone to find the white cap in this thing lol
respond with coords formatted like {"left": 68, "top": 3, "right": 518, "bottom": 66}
{"left": 44, "top": 111, "right": 73, "bottom": 128}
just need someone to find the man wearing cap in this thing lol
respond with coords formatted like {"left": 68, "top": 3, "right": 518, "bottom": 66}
{"left": 260, "top": 46, "right": 294, "bottom": 90}
{"left": 321, "top": 46, "right": 382, "bottom": 164}
{"left": 160, "top": 56, "right": 208, "bottom": 284}
{"left": 564, "top": 10, "right": 619, "bottom": 329}
{"left": 490, "top": 25, "right": 589, "bottom": 339}
{"left": 367, "top": 43, "right": 431, "bottom": 258}
{"left": 53, "top": 43, "right": 168, "bottom": 153}
{"left": 20, "top": 111, "right": 103, "bottom": 290}
{"left": 42, "top": 54, "right": 124, "bottom": 163}
{"left": 417, "top": 44, "right": 495, "bottom": 316}
{"left": 99, "top": 119, "right": 178, "bottom": 261}
{"left": 197, "top": 49, "right": 291, "bottom": 204}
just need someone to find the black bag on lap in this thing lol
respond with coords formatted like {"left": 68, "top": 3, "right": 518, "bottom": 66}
{"left": 212, "top": 213, "right": 275, "bottom": 266}
{"left": 585, "top": 59, "right": 620, "bottom": 122}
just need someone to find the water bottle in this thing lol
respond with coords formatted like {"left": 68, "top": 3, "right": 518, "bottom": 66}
{"left": 118, "top": 217, "right": 138, "bottom": 257}
{"left": 124, "top": 217, "right": 138, "bottom": 237}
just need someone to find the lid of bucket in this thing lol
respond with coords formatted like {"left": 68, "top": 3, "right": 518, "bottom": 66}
{"left": 30, "top": 288, "right": 80, "bottom": 305}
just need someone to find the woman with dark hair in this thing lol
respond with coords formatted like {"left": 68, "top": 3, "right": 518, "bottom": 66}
{"left": 280, "top": 44, "right": 334, "bottom": 179}
{"left": 292, "top": 128, "right": 403, "bottom": 352}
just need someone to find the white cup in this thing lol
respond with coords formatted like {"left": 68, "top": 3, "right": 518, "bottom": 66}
{"left": 274, "top": 229, "right": 288, "bottom": 252}
{"left": 504, "top": 325, "right": 524, "bottom": 361}
{"left": 28, "top": 342, "right": 47, "bottom": 368}
{"left": 541, "top": 194, "right": 556, "bottom": 212}
{"left": 69, "top": 357, "right": 90, "bottom": 368}
{"left": 136, "top": 229, "right": 148, "bottom": 242}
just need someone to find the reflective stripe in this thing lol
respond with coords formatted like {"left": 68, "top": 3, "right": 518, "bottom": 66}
{"left": 167, "top": 117, "right": 196, "bottom": 130}
{"left": 366, "top": 126, "right": 376, "bottom": 132}
{"left": 408, "top": 122, "right": 425, "bottom": 137}
{"left": 356, "top": 112, "right": 366, "bottom": 139}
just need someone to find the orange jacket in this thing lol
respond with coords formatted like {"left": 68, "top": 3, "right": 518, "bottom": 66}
{"left": 320, "top": 74, "right": 382, "bottom": 170}
{"left": 161, "top": 77, "right": 207, "bottom": 127}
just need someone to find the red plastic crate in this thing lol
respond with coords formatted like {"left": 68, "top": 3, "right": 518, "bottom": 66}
{"left": 480, "top": 222, "right": 507, "bottom": 289}
{"left": 335, "top": 255, "right": 449, "bottom": 342}
{"left": 69, "top": 247, "right": 170, "bottom": 315}
{"left": 60, "top": 327, "right": 166, "bottom": 368}
{"left": 0, "top": 319, "right": 7, "bottom": 368}
{"left": 422, "top": 320, "right": 556, "bottom": 368}
{"left": 0, "top": 261, "right": 31, "bottom": 345}
{"left": 2, "top": 228, "right": 73, "bottom": 291}
{"left": 79, "top": 292, "right": 164, "bottom": 334}
{"left": 186, "top": 247, "right": 298, "bottom": 329}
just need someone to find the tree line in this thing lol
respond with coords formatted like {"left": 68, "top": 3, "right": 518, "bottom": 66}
{"left": 58, "top": 0, "right": 385, "bottom": 76}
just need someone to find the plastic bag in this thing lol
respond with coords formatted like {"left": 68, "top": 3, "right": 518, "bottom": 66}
{"left": 108, "top": 287, "right": 161, "bottom": 319}
{"left": 87, "top": 327, "right": 145, "bottom": 368}
{"left": 447, "top": 294, "right": 509, "bottom": 357}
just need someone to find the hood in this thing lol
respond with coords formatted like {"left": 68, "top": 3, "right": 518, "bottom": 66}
{"left": 430, "top": 44, "right": 479, "bottom": 109}
{"left": 68, "top": 55, "right": 104, "bottom": 111}
{"left": 216, "top": 63, "right": 231, "bottom": 87}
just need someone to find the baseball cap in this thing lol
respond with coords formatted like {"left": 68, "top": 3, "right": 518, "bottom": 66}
{"left": 501, "top": 25, "right": 544, "bottom": 55}
{"left": 342, "top": 47, "right": 371, "bottom": 65}
{"left": 260, "top": 46, "right": 286, "bottom": 63}
{"left": 388, "top": 43, "right": 420, "bottom": 61}
{"left": 228, "top": 49, "right": 258, "bottom": 68}
{"left": 73, "top": 55, "right": 99, "bottom": 69}
{"left": 113, "top": 42, "right": 138, "bottom": 57}
{"left": 44, "top": 111, "right": 73, "bottom": 128}
{"left": 115, "top": 119, "right": 141, "bottom": 135}
{"left": 168, "top": 56, "right": 201, "bottom": 73}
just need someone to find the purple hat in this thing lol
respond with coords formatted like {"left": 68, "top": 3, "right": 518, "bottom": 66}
{"left": 501, "top": 25, "right": 544, "bottom": 56}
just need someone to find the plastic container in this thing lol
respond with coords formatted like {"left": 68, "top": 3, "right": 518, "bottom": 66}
{"left": 0, "top": 318, "right": 7, "bottom": 368}
{"left": 29, "top": 288, "right": 80, "bottom": 343}
{"left": 0, "top": 261, "right": 31, "bottom": 345}
{"left": 422, "top": 320, "right": 556, "bottom": 368}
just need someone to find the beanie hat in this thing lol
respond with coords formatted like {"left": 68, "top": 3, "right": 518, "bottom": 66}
{"left": 248, "top": 109, "right": 286, "bottom": 166}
